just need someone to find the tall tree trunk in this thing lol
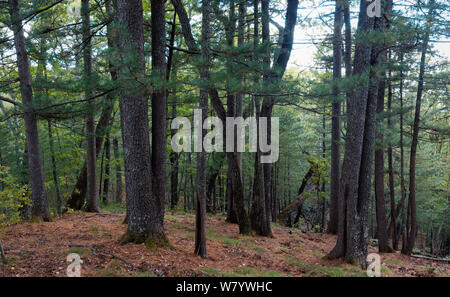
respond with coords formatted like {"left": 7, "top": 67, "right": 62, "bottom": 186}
{"left": 102, "top": 132, "right": 111, "bottom": 204}
{"left": 9, "top": 0, "right": 50, "bottom": 221}
{"left": 251, "top": 0, "right": 299, "bottom": 236}
{"left": 328, "top": 0, "right": 343, "bottom": 234}
{"left": 327, "top": 0, "right": 375, "bottom": 268}
{"left": 66, "top": 0, "right": 117, "bottom": 210}
{"left": 374, "top": 0, "right": 393, "bottom": 253}
{"left": 151, "top": 0, "right": 168, "bottom": 228}
{"left": 399, "top": 52, "right": 408, "bottom": 254}
{"left": 82, "top": 0, "right": 99, "bottom": 213}
{"left": 236, "top": 0, "right": 246, "bottom": 176}
{"left": 168, "top": 13, "right": 179, "bottom": 210}
{"left": 404, "top": 0, "right": 434, "bottom": 255}
{"left": 40, "top": 35, "right": 62, "bottom": 215}
{"left": 261, "top": 0, "right": 272, "bottom": 231}
{"left": 386, "top": 51, "right": 398, "bottom": 249}
{"left": 114, "top": 0, "right": 167, "bottom": 245}
{"left": 195, "top": 0, "right": 210, "bottom": 258}
{"left": 224, "top": 0, "right": 240, "bottom": 225}
{"left": 321, "top": 110, "right": 326, "bottom": 231}
{"left": 99, "top": 144, "right": 105, "bottom": 199}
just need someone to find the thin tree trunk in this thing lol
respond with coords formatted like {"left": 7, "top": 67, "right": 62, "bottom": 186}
{"left": 82, "top": 0, "right": 99, "bottom": 213}
{"left": 374, "top": 0, "right": 393, "bottom": 253}
{"left": 102, "top": 132, "right": 111, "bottom": 204}
{"left": 66, "top": 0, "right": 117, "bottom": 210}
{"left": 48, "top": 121, "right": 62, "bottom": 214}
{"left": 387, "top": 51, "right": 398, "bottom": 249}
{"left": 194, "top": 0, "right": 210, "bottom": 258}
{"left": 0, "top": 240, "right": 6, "bottom": 264}
{"left": 399, "top": 52, "right": 407, "bottom": 253}
{"left": 99, "top": 144, "right": 105, "bottom": 199}
{"left": 405, "top": 0, "right": 434, "bottom": 255}
{"left": 328, "top": 0, "right": 343, "bottom": 235}
{"left": 113, "top": 137, "right": 122, "bottom": 203}
{"left": 168, "top": 14, "right": 179, "bottom": 210}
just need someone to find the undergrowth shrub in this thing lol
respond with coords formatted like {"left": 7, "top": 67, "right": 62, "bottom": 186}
{"left": 0, "top": 166, "right": 30, "bottom": 230}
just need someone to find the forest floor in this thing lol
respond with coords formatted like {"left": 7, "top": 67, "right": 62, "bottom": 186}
{"left": 0, "top": 207, "right": 448, "bottom": 277}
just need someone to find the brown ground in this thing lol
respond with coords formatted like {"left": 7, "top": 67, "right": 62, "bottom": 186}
{"left": 0, "top": 210, "right": 448, "bottom": 277}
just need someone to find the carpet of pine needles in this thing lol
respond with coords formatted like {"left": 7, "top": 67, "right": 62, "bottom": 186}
{"left": 0, "top": 210, "right": 448, "bottom": 277}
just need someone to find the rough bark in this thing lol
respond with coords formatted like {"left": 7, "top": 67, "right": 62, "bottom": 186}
{"left": 327, "top": 0, "right": 375, "bottom": 268}
{"left": 151, "top": 0, "right": 168, "bottom": 227}
{"left": 9, "top": 0, "right": 50, "bottom": 221}
{"left": 114, "top": 0, "right": 167, "bottom": 246}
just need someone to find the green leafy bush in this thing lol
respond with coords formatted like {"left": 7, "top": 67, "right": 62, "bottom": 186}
{"left": 0, "top": 166, "right": 30, "bottom": 230}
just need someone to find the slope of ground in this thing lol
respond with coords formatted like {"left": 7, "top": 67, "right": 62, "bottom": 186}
{"left": 0, "top": 209, "right": 448, "bottom": 277}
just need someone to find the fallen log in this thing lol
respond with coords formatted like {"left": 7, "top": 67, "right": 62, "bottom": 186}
{"left": 411, "top": 254, "right": 450, "bottom": 263}
{"left": 278, "top": 166, "right": 317, "bottom": 227}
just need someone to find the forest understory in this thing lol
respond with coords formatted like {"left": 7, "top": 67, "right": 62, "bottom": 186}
{"left": 1, "top": 208, "right": 448, "bottom": 277}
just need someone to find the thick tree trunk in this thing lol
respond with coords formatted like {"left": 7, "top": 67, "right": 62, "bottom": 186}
{"left": 114, "top": 0, "right": 167, "bottom": 246}
{"left": 327, "top": 0, "right": 375, "bottom": 268}
{"left": 151, "top": 0, "right": 168, "bottom": 227}
{"left": 9, "top": 0, "right": 50, "bottom": 221}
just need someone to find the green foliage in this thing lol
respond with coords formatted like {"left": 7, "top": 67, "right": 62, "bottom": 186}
{"left": 0, "top": 166, "right": 30, "bottom": 230}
